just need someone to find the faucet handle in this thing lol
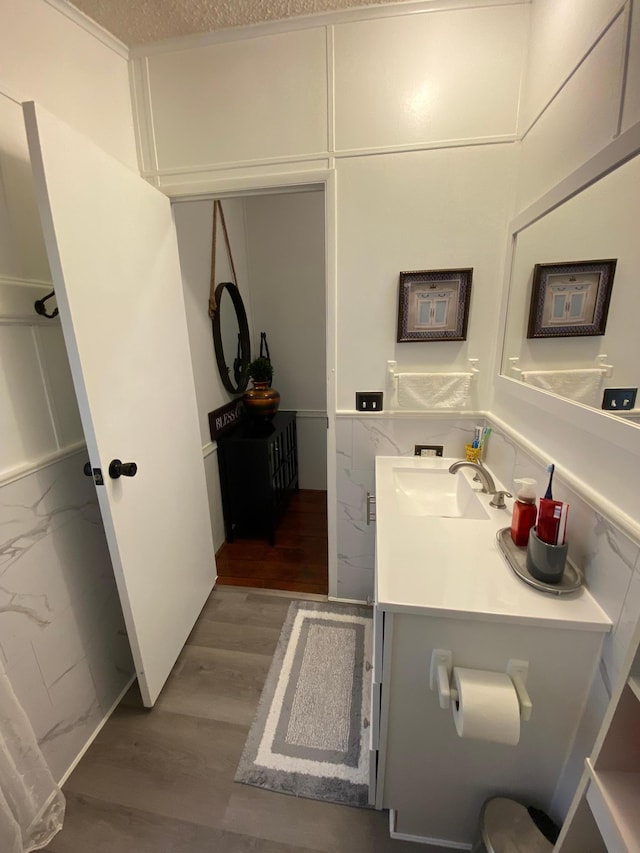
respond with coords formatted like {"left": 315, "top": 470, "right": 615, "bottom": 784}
{"left": 489, "top": 490, "right": 512, "bottom": 509}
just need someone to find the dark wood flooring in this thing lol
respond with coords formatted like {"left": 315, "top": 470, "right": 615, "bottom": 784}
{"left": 215, "top": 489, "right": 328, "bottom": 595}
{"left": 45, "top": 586, "right": 425, "bottom": 853}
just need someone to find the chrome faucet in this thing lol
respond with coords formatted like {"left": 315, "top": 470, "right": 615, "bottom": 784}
{"left": 448, "top": 460, "right": 496, "bottom": 495}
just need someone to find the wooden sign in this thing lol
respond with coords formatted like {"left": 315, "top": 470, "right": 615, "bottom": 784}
{"left": 208, "top": 399, "right": 244, "bottom": 441}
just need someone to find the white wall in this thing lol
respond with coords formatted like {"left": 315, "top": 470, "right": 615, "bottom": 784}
{"left": 332, "top": 5, "right": 526, "bottom": 152}
{"left": 244, "top": 190, "right": 327, "bottom": 490}
{"left": 175, "top": 190, "right": 327, "bottom": 514}
{"left": 492, "top": 0, "right": 640, "bottom": 514}
{"left": 0, "top": 0, "right": 137, "bottom": 781}
{"left": 174, "top": 198, "right": 252, "bottom": 445}
{"left": 0, "top": 285, "right": 84, "bottom": 472}
{"left": 624, "top": 0, "right": 640, "bottom": 131}
{"left": 518, "top": 0, "right": 622, "bottom": 134}
{"left": 132, "top": 3, "right": 526, "bottom": 179}
{"left": 335, "top": 144, "right": 518, "bottom": 410}
{"left": 515, "top": 7, "right": 627, "bottom": 211}
{"left": 173, "top": 197, "right": 252, "bottom": 550}
{"left": 0, "top": 0, "right": 136, "bottom": 170}
{"left": 137, "top": 27, "right": 328, "bottom": 174}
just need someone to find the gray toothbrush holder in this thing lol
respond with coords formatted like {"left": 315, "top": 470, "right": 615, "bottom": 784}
{"left": 526, "top": 527, "right": 568, "bottom": 584}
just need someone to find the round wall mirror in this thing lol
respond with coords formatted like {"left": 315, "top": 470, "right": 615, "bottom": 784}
{"left": 212, "top": 282, "right": 250, "bottom": 394}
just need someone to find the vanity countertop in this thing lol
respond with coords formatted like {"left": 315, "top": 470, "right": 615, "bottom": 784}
{"left": 374, "top": 455, "right": 611, "bottom": 632}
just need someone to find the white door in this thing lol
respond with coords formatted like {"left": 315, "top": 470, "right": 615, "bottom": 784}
{"left": 24, "top": 102, "right": 216, "bottom": 707}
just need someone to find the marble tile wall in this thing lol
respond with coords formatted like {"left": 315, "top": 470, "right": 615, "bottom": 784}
{"left": 335, "top": 414, "right": 479, "bottom": 600}
{"left": 0, "top": 452, "right": 134, "bottom": 782}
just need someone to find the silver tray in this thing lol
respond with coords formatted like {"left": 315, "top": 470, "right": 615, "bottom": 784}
{"left": 496, "top": 527, "right": 583, "bottom": 595}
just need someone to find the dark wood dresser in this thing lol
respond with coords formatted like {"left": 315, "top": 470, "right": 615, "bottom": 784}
{"left": 216, "top": 410, "right": 298, "bottom": 545}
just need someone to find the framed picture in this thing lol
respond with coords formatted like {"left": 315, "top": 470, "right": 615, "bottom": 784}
{"left": 527, "top": 259, "right": 616, "bottom": 339}
{"left": 397, "top": 268, "right": 473, "bottom": 343}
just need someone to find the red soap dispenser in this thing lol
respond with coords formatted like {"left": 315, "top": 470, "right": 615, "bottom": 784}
{"left": 510, "top": 478, "right": 537, "bottom": 547}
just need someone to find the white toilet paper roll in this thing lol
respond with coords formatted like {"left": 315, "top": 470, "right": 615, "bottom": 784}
{"left": 452, "top": 667, "right": 521, "bottom": 746}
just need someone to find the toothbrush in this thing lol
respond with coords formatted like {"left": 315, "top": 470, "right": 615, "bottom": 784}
{"left": 557, "top": 503, "right": 569, "bottom": 545}
{"left": 544, "top": 463, "right": 555, "bottom": 500}
{"left": 479, "top": 427, "right": 491, "bottom": 449}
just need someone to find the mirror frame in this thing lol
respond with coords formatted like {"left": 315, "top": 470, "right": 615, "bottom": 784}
{"left": 497, "top": 118, "right": 640, "bottom": 457}
{"left": 212, "top": 281, "right": 251, "bottom": 394}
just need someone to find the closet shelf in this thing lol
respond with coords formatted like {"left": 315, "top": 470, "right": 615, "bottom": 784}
{"left": 585, "top": 759, "right": 640, "bottom": 851}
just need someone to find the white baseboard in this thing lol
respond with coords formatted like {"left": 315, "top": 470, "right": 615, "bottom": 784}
{"left": 57, "top": 674, "right": 137, "bottom": 787}
{"left": 328, "top": 595, "right": 369, "bottom": 606}
{"left": 388, "top": 809, "right": 473, "bottom": 850}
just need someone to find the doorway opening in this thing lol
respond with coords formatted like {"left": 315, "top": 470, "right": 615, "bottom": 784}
{"left": 172, "top": 185, "right": 328, "bottom": 596}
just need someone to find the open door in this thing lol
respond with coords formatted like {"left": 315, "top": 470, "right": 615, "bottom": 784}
{"left": 24, "top": 102, "right": 215, "bottom": 706}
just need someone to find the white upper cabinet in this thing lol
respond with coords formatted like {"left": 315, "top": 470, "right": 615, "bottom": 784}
{"left": 143, "top": 28, "right": 328, "bottom": 171}
{"left": 332, "top": 5, "right": 528, "bottom": 153}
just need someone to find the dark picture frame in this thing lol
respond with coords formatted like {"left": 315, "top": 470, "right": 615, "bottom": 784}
{"left": 527, "top": 259, "right": 616, "bottom": 339}
{"left": 397, "top": 268, "right": 473, "bottom": 343}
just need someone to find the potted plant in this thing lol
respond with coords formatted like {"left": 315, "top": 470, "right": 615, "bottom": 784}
{"left": 243, "top": 357, "right": 280, "bottom": 419}
{"left": 247, "top": 356, "right": 273, "bottom": 384}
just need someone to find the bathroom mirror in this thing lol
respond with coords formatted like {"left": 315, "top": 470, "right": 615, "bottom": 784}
{"left": 212, "top": 282, "right": 251, "bottom": 394}
{"left": 501, "top": 131, "right": 640, "bottom": 429}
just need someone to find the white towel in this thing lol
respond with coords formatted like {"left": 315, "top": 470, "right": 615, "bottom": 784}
{"left": 396, "top": 372, "right": 472, "bottom": 410}
{"left": 521, "top": 368, "right": 604, "bottom": 407}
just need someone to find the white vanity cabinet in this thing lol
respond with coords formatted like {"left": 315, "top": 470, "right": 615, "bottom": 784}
{"left": 372, "top": 456, "right": 613, "bottom": 847}
{"left": 369, "top": 605, "right": 609, "bottom": 846}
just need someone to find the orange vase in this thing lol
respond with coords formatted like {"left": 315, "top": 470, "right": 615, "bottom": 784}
{"left": 243, "top": 380, "right": 280, "bottom": 420}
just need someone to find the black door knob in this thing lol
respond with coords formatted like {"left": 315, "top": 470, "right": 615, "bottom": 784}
{"left": 109, "top": 459, "right": 138, "bottom": 479}
{"left": 83, "top": 462, "right": 92, "bottom": 476}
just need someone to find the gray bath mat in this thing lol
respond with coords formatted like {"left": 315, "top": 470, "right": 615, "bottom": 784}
{"left": 235, "top": 600, "right": 373, "bottom": 808}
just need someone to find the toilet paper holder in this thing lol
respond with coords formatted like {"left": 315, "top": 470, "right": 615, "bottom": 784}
{"left": 429, "top": 649, "right": 533, "bottom": 722}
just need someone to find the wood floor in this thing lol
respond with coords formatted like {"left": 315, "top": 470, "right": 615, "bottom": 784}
{"left": 45, "top": 586, "right": 423, "bottom": 853}
{"left": 215, "top": 489, "right": 328, "bottom": 595}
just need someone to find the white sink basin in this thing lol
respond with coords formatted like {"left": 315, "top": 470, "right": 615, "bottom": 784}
{"left": 392, "top": 465, "right": 489, "bottom": 519}
{"left": 373, "top": 454, "right": 612, "bottom": 633}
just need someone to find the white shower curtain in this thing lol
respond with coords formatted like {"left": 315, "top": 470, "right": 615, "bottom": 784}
{"left": 0, "top": 664, "right": 65, "bottom": 852}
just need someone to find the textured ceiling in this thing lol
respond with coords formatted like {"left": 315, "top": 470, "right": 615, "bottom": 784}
{"left": 69, "top": 0, "right": 410, "bottom": 46}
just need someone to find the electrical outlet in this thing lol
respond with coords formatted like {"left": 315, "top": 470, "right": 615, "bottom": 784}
{"left": 356, "top": 392, "right": 383, "bottom": 412}
{"left": 414, "top": 445, "right": 444, "bottom": 457}
{"left": 602, "top": 388, "right": 637, "bottom": 411}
